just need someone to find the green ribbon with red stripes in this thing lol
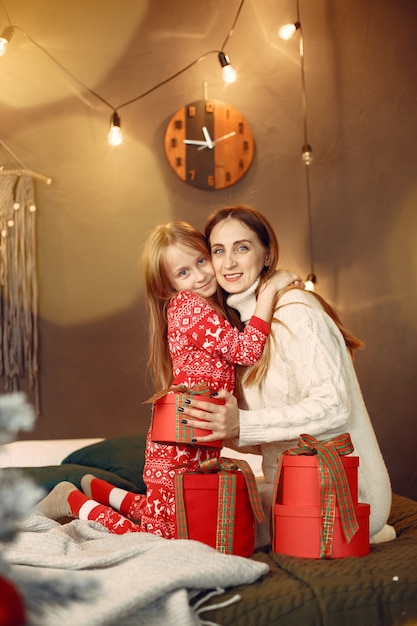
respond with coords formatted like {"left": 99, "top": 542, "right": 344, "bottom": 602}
{"left": 175, "top": 456, "right": 264, "bottom": 554}
{"left": 174, "top": 384, "right": 212, "bottom": 443}
{"left": 273, "top": 433, "right": 360, "bottom": 559}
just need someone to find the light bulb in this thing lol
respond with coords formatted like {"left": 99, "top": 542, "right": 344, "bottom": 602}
{"left": 305, "top": 273, "right": 317, "bottom": 292}
{"left": 301, "top": 144, "right": 313, "bottom": 166}
{"left": 218, "top": 51, "right": 237, "bottom": 84}
{"left": 222, "top": 64, "right": 237, "bottom": 84}
{"left": 0, "top": 26, "right": 14, "bottom": 57}
{"left": 108, "top": 111, "right": 122, "bottom": 146}
{"left": 278, "top": 22, "right": 300, "bottom": 40}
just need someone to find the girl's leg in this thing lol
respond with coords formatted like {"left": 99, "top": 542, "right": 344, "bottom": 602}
{"left": 81, "top": 474, "right": 146, "bottom": 521}
{"left": 36, "top": 481, "right": 141, "bottom": 534}
{"left": 141, "top": 430, "right": 221, "bottom": 539}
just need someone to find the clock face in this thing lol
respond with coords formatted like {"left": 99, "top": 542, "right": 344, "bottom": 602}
{"left": 164, "top": 100, "right": 255, "bottom": 190}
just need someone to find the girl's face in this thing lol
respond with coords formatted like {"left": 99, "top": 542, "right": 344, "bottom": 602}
{"left": 164, "top": 243, "right": 217, "bottom": 297}
{"left": 209, "top": 218, "right": 270, "bottom": 294}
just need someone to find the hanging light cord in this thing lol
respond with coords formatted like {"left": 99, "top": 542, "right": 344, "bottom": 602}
{"left": 221, "top": 0, "right": 245, "bottom": 50}
{"left": 0, "top": 0, "right": 246, "bottom": 115}
{"left": 120, "top": 0, "right": 245, "bottom": 111}
{"left": 117, "top": 50, "right": 219, "bottom": 111}
{"left": 297, "top": 0, "right": 309, "bottom": 148}
{"left": 304, "top": 164, "right": 315, "bottom": 279}
{"left": 0, "top": 0, "right": 10, "bottom": 25}
{"left": 10, "top": 25, "right": 115, "bottom": 111}
{"left": 296, "top": 0, "right": 315, "bottom": 282}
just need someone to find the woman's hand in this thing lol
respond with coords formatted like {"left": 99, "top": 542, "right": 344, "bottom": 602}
{"left": 181, "top": 389, "right": 240, "bottom": 444}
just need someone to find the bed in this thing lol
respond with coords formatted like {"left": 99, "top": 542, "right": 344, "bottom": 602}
{"left": 1, "top": 434, "right": 417, "bottom": 626}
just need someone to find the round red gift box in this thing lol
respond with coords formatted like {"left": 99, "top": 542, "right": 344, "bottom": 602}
{"left": 274, "top": 502, "right": 370, "bottom": 558}
{"left": 279, "top": 455, "right": 359, "bottom": 506}
{"left": 151, "top": 391, "right": 223, "bottom": 448}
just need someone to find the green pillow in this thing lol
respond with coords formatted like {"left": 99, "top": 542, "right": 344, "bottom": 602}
{"left": 6, "top": 464, "right": 144, "bottom": 495}
{"left": 61, "top": 433, "right": 147, "bottom": 492}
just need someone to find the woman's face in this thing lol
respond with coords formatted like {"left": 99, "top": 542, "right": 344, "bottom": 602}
{"left": 209, "top": 218, "right": 270, "bottom": 294}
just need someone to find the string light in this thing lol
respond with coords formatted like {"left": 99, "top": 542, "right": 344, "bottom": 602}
{"left": 107, "top": 111, "right": 122, "bottom": 147}
{"left": 301, "top": 143, "right": 313, "bottom": 165}
{"left": 278, "top": 21, "right": 300, "bottom": 41}
{"left": 218, "top": 51, "right": 237, "bottom": 84}
{"left": 0, "top": 0, "right": 246, "bottom": 143}
{"left": 305, "top": 272, "right": 317, "bottom": 292}
{"left": 0, "top": 24, "right": 13, "bottom": 56}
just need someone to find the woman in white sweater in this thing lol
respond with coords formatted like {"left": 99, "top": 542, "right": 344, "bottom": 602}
{"left": 184, "top": 205, "right": 394, "bottom": 544}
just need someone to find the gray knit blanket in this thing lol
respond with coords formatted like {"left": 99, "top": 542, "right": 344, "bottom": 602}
{"left": 3, "top": 514, "right": 268, "bottom": 626}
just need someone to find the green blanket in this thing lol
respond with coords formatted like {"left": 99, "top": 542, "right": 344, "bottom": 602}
{"left": 204, "top": 494, "right": 417, "bottom": 626}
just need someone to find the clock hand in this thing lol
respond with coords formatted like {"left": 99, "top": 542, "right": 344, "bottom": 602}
{"left": 202, "top": 126, "right": 214, "bottom": 149}
{"left": 213, "top": 131, "right": 236, "bottom": 144}
{"left": 197, "top": 131, "right": 237, "bottom": 150}
{"left": 183, "top": 139, "right": 209, "bottom": 146}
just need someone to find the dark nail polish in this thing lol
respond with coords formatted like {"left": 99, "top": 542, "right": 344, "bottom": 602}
{"left": 191, "top": 438, "right": 197, "bottom": 443}
{"left": 181, "top": 419, "right": 188, "bottom": 425}
{"left": 178, "top": 407, "right": 184, "bottom": 412}
{"left": 185, "top": 399, "right": 191, "bottom": 404}
{"left": 211, "top": 392, "right": 218, "bottom": 397}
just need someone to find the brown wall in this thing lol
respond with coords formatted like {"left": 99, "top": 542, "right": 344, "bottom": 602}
{"left": 1, "top": 0, "right": 416, "bottom": 501}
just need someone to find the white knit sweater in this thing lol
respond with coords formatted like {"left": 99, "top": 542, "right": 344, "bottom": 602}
{"left": 228, "top": 282, "right": 392, "bottom": 536}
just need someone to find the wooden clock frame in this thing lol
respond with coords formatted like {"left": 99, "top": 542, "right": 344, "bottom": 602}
{"left": 164, "top": 100, "right": 255, "bottom": 190}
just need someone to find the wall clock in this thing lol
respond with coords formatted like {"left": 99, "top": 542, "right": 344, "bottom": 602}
{"left": 164, "top": 100, "right": 255, "bottom": 190}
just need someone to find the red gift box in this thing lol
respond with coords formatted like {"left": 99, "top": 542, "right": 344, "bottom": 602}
{"left": 272, "top": 433, "right": 370, "bottom": 559}
{"left": 279, "top": 455, "right": 359, "bottom": 506}
{"left": 150, "top": 388, "right": 223, "bottom": 449}
{"left": 274, "top": 502, "right": 370, "bottom": 558}
{"left": 175, "top": 457, "right": 265, "bottom": 557}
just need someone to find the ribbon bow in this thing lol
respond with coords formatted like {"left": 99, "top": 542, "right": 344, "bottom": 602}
{"left": 145, "top": 383, "right": 213, "bottom": 444}
{"left": 144, "top": 382, "right": 213, "bottom": 404}
{"left": 273, "top": 433, "right": 360, "bottom": 559}
{"left": 175, "top": 456, "right": 264, "bottom": 554}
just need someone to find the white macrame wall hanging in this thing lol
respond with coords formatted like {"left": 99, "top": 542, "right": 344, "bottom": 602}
{"left": 0, "top": 172, "right": 39, "bottom": 412}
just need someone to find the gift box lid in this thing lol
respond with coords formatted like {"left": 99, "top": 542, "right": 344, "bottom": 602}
{"left": 182, "top": 471, "right": 248, "bottom": 490}
{"left": 281, "top": 455, "right": 359, "bottom": 468}
{"left": 154, "top": 391, "right": 224, "bottom": 406}
{"left": 274, "top": 502, "right": 370, "bottom": 518}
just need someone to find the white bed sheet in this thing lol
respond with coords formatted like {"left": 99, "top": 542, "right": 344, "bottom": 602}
{"left": 0, "top": 438, "right": 104, "bottom": 468}
{"left": 0, "top": 438, "right": 263, "bottom": 476}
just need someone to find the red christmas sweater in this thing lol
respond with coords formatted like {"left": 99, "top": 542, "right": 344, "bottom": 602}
{"left": 141, "top": 291, "right": 269, "bottom": 539}
{"left": 167, "top": 290, "right": 270, "bottom": 392}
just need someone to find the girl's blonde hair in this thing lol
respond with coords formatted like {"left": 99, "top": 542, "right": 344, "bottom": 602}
{"left": 142, "top": 220, "right": 222, "bottom": 391}
{"left": 205, "top": 205, "right": 363, "bottom": 387}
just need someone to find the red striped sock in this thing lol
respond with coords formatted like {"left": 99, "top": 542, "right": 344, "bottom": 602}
{"left": 81, "top": 475, "right": 138, "bottom": 517}
{"left": 68, "top": 489, "right": 140, "bottom": 535}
